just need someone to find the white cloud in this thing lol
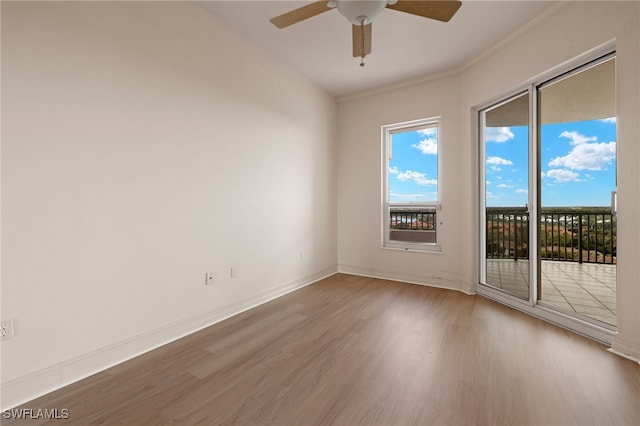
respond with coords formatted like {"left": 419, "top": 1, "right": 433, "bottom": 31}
{"left": 549, "top": 131, "right": 616, "bottom": 170}
{"left": 412, "top": 138, "right": 438, "bottom": 155}
{"left": 486, "top": 180, "right": 492, "bottom": 185}
{"left": 487, "top": 156, "right": 513, "bottom": 165}
{"left": 389, "top": 166, "right": 399, "bottom": 175}
{"left": 496, "top": 183, "right": 513, "bottom": 188}
{"left": 396, "top": 170, "right": 437, "bottom": 186}
{"left": 515, "top": 189, "right": 528, "bottom": 194}
{"left": 485, "top": 127, "right": 514, "bottom": 143}
{"left": 417, "top": 128, "right": 437, "bottom": 137}
{"left": 545, "top": 169, "right": 581, "bottom": 183}
{"left": 599, "top": 117, "right": 616, "bottom": 123}
{"left": 559, "top": 130, "right": 597, "bottom": 146}
{"left": 490, "top": 166, "right": 502, "bottom": 172}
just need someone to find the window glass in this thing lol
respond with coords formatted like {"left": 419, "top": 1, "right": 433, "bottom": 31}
{"left": 383, "top": 118, "right": 440, "bottom": 251}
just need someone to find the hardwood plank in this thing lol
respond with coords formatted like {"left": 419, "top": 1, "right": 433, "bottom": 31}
{"left": 5, "top": 274, "right": 639, "bottom": 425}
{"left": 188, "top": 313, "right": 308, "bottom": 380}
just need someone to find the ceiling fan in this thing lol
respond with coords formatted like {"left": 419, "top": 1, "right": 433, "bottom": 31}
{"left": 270, "top": 1, "right": 462, "bottom": 66}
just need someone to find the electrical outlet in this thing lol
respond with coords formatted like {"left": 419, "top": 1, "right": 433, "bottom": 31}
{"left": 230, "top": 267, "right": 239, "bottom": 278}
{"left": 205, "top": 272, "right": 216, "bottom": 285}
{"left": 1, "top": 319, "right": 14, "bottom": 340}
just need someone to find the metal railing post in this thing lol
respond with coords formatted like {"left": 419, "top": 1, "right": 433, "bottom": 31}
{"left": 578, "top": 213, "right": 583, "bottom": 264}
{"left": 513, "top": 214, "right": 518, "bottom": 262}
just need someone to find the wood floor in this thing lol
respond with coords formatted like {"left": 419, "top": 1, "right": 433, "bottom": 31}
{"left": 5, "top": 274, "right": 639, "bottom": 425}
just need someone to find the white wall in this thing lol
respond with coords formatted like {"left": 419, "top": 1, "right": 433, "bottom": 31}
{"left": 1, "top": 1, "right": 337, "bottom": 407}
{"left": 337, "top": 75, "right": 472, "bottom": 291}
{"left": 338, "top": 1, "right": 640, "bottom": 358}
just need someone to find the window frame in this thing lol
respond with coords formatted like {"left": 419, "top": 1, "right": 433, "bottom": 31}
{"left": 381, "top": 116, "right": 442, "bottom": 253}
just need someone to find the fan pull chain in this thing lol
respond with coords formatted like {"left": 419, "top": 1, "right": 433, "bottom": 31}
{"left": 360, "top": 21, "right": 365, "bottom": 67}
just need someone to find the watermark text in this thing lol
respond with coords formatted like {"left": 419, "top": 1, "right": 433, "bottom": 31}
{"left": 2, "top": 408, "right": 70, "bottom": 420}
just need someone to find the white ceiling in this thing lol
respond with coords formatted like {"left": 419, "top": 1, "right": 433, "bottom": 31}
{"left": 196, "top": 1, "right": 554, "bottom": 99}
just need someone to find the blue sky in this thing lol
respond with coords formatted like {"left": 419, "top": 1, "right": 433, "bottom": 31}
{"left": 388, "top": 127, "right": 438, "bottom": 203}
{"left": 485, "top": 118, "right": 616, "bottom": 207}
{"left": 387, "top": 118, "right": 617, "bottom": 207}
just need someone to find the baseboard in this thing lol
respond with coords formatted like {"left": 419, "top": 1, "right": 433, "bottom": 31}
{"left": 610, "top": 335, "right": 640, "bottom": 363}
{"left": 1, "top": 267, "right": 337, "bottom": 410}
{"left": 337, "top": 264, "right": 474, "bottom": 295}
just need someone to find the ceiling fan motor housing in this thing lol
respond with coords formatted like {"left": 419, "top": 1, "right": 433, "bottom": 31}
{"left": 333, "top": 0, "right": 396, "bottom": 25}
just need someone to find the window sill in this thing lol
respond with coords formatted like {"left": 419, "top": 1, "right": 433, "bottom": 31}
{"left": 381, "top": 244, "right": 443, "bottom": 254}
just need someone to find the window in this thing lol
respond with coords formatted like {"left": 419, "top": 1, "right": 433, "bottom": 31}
{"left": 382, "top": 117, "right": 441, "bottom": 251}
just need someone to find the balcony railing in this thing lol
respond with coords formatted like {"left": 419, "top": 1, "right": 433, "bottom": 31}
{"left": 389, "top": 206, "right": 437, "bottom": 243}
{"left": 486, "top": 207, "right": 616, "bottom": 264}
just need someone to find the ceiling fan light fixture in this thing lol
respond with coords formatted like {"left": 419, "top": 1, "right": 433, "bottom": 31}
{"left": 270, "top": 1, "right": 462, "bottom": 64}
{"left": 335, "top": 1, "right": 389, "bottom": 25}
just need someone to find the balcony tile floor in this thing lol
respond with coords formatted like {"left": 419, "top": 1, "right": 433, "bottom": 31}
{"left": 486, "top": 259, "right": 617, "bottom": 326}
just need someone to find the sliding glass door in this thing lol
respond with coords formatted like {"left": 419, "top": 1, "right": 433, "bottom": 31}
{"left": 480, "top": 92, "right": 530, "bottom": 301}
{"left": 479, "top": 52, "right": 617, "bottom": 333}
{"left": 537, "top": 56, "right": 617, "bottom": 327}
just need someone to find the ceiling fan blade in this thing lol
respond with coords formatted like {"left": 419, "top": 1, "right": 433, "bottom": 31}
{"left": 270, "top": 1, "right": 333, "bottom": 29}
{"left": 386, "top": 1, "right": 462, "bottom": 23}
{"left": 352, "top": 23, "right": 372, "bottom": 58}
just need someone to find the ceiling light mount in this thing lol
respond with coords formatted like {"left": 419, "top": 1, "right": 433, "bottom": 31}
{"left": 328, "top": 1, "right": 396, "bottom": 25}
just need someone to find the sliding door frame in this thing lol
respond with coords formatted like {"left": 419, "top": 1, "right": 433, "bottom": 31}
{"left": 476, "top": 42, "right": 617, "bottom": 345}
{"left": 478, "top": 89, "right": 534, "bottom": 302}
